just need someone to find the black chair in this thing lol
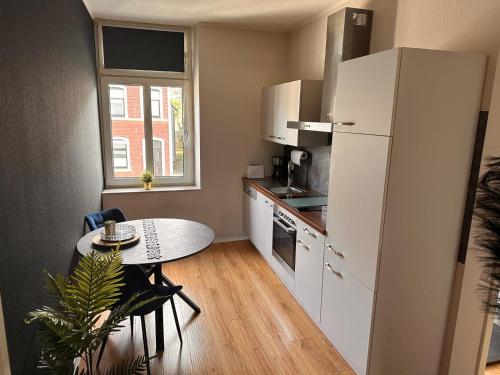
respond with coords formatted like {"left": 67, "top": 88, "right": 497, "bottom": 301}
{"left": 97, "top": 265, "right": 183, "bottom": 374}
{"left": 84, "top": 207, "right": 127, "bottom": 231}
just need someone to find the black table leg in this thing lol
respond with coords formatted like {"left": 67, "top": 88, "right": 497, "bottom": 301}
{"left": 161, "top": 274, "right": 201, "bottom": 313}
{"left": 153, "top": 265, "right": 164, "bottom": 351}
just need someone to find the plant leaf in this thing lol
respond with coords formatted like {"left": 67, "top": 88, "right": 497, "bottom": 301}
{"left": 104, "top": 355, "right": 148, "bottom": 375}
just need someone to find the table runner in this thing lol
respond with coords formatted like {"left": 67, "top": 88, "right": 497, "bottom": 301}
{"left": 142, "top": 219, "right": 161, "bottom": 259}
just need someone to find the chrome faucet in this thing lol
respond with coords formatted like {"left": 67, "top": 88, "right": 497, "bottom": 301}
{"left": 287, "top": 161, "right": 294, "bottom": 189}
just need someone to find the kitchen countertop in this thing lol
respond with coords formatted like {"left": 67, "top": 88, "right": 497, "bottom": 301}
{"left": 242, "top": 177, "right": 327, "bottom": 235}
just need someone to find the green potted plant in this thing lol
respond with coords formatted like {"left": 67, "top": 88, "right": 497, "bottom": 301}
{"left": 140, "top": 171, "right": 154, "bottom": 190}
{"left": 26, "top": 248, "right": 151, "bottom": 374}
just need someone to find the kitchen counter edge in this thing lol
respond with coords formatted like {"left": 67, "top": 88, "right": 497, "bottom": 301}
{"left": 242, "top": 177, "right": 327, "bottom": 235}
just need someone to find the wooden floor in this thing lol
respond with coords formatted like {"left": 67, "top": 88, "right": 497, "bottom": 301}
{"left": 96, "top": 240, "right": 354, "bottom": 374}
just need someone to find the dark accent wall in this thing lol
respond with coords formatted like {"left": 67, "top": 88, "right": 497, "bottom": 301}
{"left": 0, "top": 0, "right": 102, "bottom": 373}
{"left": 285, "top": 145, "right": 332, "bottom": 195}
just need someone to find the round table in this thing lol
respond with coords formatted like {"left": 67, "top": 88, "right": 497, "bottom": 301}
{"left": 76, "top": 218, "right": 215, "bottom": 351}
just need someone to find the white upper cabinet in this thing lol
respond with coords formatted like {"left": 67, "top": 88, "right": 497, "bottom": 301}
{"left": 261, "top": 80, "right": 328, "bottom": 146}
{"left": 261, "top": 85, "right": 279, "bottom": 142}
{"left": 277, "top": 80, "right": 301, "bottom": 143}
{"left": 333, "top": 49, "right": 400, "bottom": 136}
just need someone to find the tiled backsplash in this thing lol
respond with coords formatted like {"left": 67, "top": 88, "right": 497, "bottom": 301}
{"left": 284, "top": 145, "right": 331, "bottom": 196}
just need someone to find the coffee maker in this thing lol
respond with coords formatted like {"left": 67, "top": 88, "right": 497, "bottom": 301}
{"left": 272, "top": 156, "right": 286, "bottom": 180}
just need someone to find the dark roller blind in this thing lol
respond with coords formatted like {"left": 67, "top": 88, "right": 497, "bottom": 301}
{"left": 102, "top": 26, "right": 185, "bottom": 72}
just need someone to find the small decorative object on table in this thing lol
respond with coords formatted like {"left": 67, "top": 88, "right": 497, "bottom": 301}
{"left": 104, "top": 220, "right": 116, "bottom": 237}
{"left": 140, "top": 170, "right": 154, "bottom": 190}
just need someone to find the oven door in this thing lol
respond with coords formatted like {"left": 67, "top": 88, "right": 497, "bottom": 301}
{"left": 272, "top": 216, "right": 297, "bottom": 271}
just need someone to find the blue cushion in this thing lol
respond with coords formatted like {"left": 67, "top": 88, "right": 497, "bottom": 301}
{"left": 84, "top": 208, "right": 127, "bottom": 231}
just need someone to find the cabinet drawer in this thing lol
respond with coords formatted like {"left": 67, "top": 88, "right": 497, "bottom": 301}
{"left": 297, "top": 221, "right": 323, "bottom": 247}
{"left": 323, "top": 239, "right": 380, "bottom": 292}
{"left": 321, "top": 261, "right": 374, "bottom": 375}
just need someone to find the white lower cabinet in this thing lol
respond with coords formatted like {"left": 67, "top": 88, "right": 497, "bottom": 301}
{"left": 320, "top": 259, "right": 374, "bottom": 375}
{"left": 246, "top": 187, "right": 260, "bottom": 249}
{"left": 256, "top": 192, "right": 274, "bottom": 262}
{"left": 243, "top": 186, "right": 275, "bottom": 263}
{"left": 295, "top": 221, "right": 324, "bottom": 323}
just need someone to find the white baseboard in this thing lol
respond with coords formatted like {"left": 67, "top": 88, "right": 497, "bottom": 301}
{"left": 214, "top": 236, "right": 248, "bottom": 243}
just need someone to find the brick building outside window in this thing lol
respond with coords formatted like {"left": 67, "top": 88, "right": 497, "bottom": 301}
{"left": 110, "top": 84, "right": 183, "bottom": 178}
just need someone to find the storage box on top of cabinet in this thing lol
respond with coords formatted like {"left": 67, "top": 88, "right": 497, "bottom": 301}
{"left": 322, "top": 48, "right": 486, "bottom": 375}
{"left": 261, "top": 80, "right": 328, "bottom": 146}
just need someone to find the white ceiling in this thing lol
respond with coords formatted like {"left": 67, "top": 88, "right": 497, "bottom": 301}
{"left": 82, "top": 0, "right": 337, "bottom": 31}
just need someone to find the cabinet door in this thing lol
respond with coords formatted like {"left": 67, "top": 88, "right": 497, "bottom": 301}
{"left": 257, "top": 192, "right": 274, "bottom": 262}
{"left": 248, "top": 190, "right": 260, "bottom": 249}
{"left": 276, "top": 81, "right": 301, "bottom": 144}
{"left": 326, "top": 132, "right": 390, "bottom": 291}
{"left": 333, "top": 49, "right": 399, "bottom": 136}
{"left": 321, "top": 261, "right": 374, "bottom": 375}
{"left": 243, "top": 188, "right": 250, "bottom": 237}
{"left": 261, "top": 85, "right": 279, "bottom": 142}
{"left": 295, "top": 221, "right": 325, "bottom": 322}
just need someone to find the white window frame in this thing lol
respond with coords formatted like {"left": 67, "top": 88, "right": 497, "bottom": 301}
{"left": 150, "top": 87, "right": 163, "bottom": 119}
{"left": 111, "top": 136, "right": 131, "bottom": 171}
{"left": 109, "top": 85, "right": 127, "bottom": 118}
{"left": 142, "top": 137, "right": 166, "bottom": 176}
{"left": 96, "top": 20, "right": 195, "bottom": 188}
{"left": 168, "top": 96, "right": 175, "bottom": 175}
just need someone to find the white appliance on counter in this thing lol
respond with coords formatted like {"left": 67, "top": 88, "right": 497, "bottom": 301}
{"left": 245, "top": 164, "right": 264, "bottom": 179}
{"left": 321, "top": 48, "right": 486, "bottom": 375}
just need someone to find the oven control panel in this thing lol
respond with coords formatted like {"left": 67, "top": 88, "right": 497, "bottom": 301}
{"left": 276, "top": 209, "right": 296, "bottom": 228}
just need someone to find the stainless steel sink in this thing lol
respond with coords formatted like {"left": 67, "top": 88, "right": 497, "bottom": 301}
{"left": 269, "top": 186, "right": 305, "bottom": 195}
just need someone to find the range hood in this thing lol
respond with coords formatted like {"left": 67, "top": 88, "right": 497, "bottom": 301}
{"left": 287, "top": 7, "right": 373, "bottom": 133}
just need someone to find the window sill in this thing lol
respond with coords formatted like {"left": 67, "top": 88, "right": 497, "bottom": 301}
{"left": 102, "top": 185, "right": 201, "bottom": 194}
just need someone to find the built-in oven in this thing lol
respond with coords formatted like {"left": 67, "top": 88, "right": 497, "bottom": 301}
{"left": 272, "top": 206, "right": 297, "bottom": 273}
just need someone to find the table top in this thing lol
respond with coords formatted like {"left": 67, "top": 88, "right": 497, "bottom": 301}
{"left": 76, "top": 218, "right": 215, "bottom": 265}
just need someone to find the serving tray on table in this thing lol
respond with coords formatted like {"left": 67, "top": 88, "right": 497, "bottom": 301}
{"left": 92, "top": 224, "right": 140, "bottom": 248}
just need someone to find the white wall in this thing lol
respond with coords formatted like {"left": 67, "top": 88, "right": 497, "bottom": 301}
{"left": 394, "top": 0, "right": 500, "bottom": 109}
{"left": 103, "top": 25, "right": 286, "bottom": 238}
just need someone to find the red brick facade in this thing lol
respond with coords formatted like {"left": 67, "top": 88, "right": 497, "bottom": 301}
{"left": 111, "top": 85, "right": 171, "bottom": 178}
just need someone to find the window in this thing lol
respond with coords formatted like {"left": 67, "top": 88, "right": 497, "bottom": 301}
{"left": 97, "top": 21, "right": 195, "bottom": 188}
{"left": 109, "top": 86, "right": 126, "bottom": 117}
{"left": 112, "top": 137, "right": 130, "bottom": 170}
{"left": 151, "top": 87, "right": 161, "bottom": 118}
{"left": 153, "top": 138, "right": 165, "bottom": 175}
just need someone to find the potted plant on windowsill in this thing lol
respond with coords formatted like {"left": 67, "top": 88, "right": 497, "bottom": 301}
{"left": 25, "top": 248, "right": 153, "bottom": 374}
{"left": 140, "top": 171, "right": 154, "bottom": 190}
